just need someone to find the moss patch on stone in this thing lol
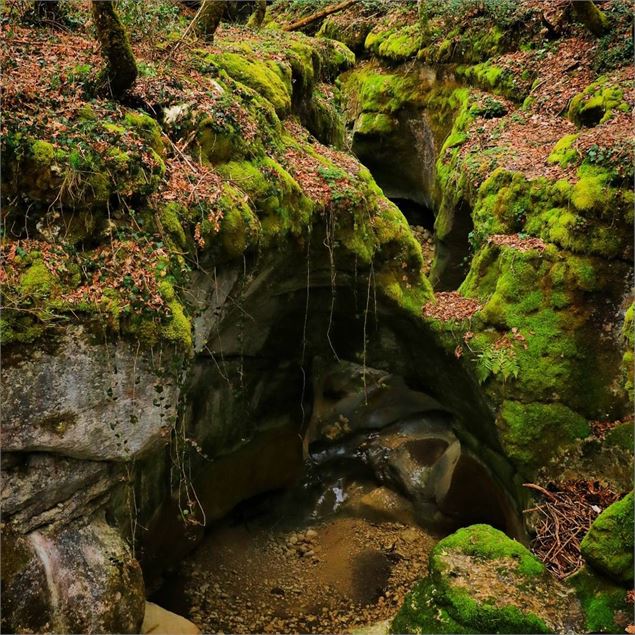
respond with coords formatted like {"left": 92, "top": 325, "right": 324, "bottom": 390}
{"left": 392, "top": 524, "right": 576, "bottom": 634}
{"left": 497, "top": 400, "right": 589, "bottom": 476}
{"left": 569, "top": 76, "right": 629, "bottom": 127}
{"left": 580, "top": 491, "right": 634, "bottom": 584}
{"left": 569, "top": 566, "right": 632, "bottom": 634}
{"left": 547, "top": 133, "right": 580, "bottom": 168}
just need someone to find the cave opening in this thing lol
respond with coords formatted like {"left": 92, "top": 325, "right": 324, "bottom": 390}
{"left": 389, "top": 197, "right": 435, "bottom": 231}
{"left": 143, "top": 270, "right": 523, "bottom": 634}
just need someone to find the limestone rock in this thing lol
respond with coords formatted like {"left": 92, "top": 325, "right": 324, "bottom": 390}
{"left": 142, "top": 602, "right": 200, "bottom": 634}
{"left": 1, "top": 453, "right": 117, "bottom": 533}
{"left": 391, "top": 524, "right": 584, "bottom": 634}
{"left": 1, "top": 515, "right": 144, "bottom": 634}
{"left": 1, "top": 326, "right": 179, "bottom": 461}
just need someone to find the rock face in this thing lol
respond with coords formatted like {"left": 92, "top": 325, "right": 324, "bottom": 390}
{"left": 391, "top": 524, "right": 584, "bottom": 634}
{"left": 580, "top": 491, "right": 634, "bottom": 584}
{"left": 308, "top": 361, "right": 521, "bottom": 536}
{"left": 1, "top": 516, "right": 144, "bottom": 634}
{"left": 1, "top": 326, "right": 179, "bottom": 460}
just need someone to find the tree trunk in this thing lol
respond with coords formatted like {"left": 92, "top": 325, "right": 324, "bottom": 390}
{"left": 34, "top": 0, "right": 61, "bottom": 21}
{"left": 571, "top": 0, "right": 609, "bottom": 37}
{"left": 197, "top": 0, "right": 224, "bottom": 41}
{"left": 281, "top": 0, "right": 357, "bottom": 32}
{"left": 91, "top": 0, "right": 137, "bottom": 98}
{"left": 417, "top": 0, "right": 429, "bottom": 35}
{"left": 247, "top": 0, "right": 266, "bottom": 28}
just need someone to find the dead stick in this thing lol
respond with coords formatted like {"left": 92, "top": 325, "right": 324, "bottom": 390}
{"left": 523, "top": 482, "right": 558, "bottom": 502}
{"left": 282, "top": 0, "right": 358, "bottom": 31}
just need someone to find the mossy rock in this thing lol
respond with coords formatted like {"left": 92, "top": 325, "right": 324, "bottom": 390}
{"left": 123, "top": 111, "right": 165, "bottom": 156}
{"left": 392, "top": 524, "right": 583, "bottom": 634}
{"left": 497, "top": 400, "right": 589, "bottom": 477}
{"left": 339, "top": 63, "right": 423, "bottom": 120}
{"left": 455, "top": 62, "right": 525, "bottom": 101}
{"left": 195, "top": 115, "right": 242, "bottom": 165}
{"left": 365, "top": 24, "right": 422, "bottom": 62}
{"left": 547, "top": 134, "right": 580, "bottom": 168}
{"left": 568, "top": 76, "right": 629, "bottom": 127}
{"left": 461, "top": 241, "right": 626, "bottom": 418}
{"left": 353, "top": 112, "right": 396, "bottom": 136}
{"left": 621, "top": 303, "right": 634, "bottom": 404}
{"left": 580, "top": 491, "right": 634, "bottom": 584}
{"left": 604, "top": 421, "right": 634, "bottom": 451}
{"left": 19, "top": 260, "right": 56, "bottom": 297}
{"left": 205, "top": 52, "right": 292, "bottom": 116}
{"left": 318, "top": 14, "right": 372, "bottom": 53}
{"left": 569, "top": 566, "right": 632, "bottom": 633}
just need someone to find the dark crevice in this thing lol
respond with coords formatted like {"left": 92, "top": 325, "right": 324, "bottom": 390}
{"left": 389, "top": 197, "right": 435, "bottom": 231}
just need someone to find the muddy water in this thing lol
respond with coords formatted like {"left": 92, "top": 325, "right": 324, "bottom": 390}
{"left": 153, "top": 469, "right": 443, "bottom": 634}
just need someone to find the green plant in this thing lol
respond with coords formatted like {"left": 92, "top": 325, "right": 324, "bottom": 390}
{"left": 476, "top": 335, "right": 520, "bottom": 383}
{"left": 116, "top": 0, "right": 185, "bottom": 41}
{"left": 473, "top": 96, "right": 507, "bottom": 118}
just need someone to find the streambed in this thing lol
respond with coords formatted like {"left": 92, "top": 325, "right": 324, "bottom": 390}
{"left": 153, "top": 470, "right": 440, "bottom": 634}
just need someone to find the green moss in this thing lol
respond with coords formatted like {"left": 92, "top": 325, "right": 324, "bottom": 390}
{"left": 107, "top": 147, "right": 130, "bottom": 171}
{"left": 158, "top": 281, "right": 192, "bottom": 350}
{"left": 604, "top": 421, "right": 634, "bottom": 451}
{"left": 622, "top": 303, "right": 634, "bottom": 403}
{"left": 340, "top": 64, "right": 422, "bottom": 118}
{"left": 547, "top": 133, "right": 579, "bottom": 167}
{"left": 455, "top": 62, "right": 519, "bottom": 99}
{"left": 569, "top": 566, "right": 631, "bottom": 634}
{"left": 77, "top": 104, "right": 98, "bottom": 121}
{"left": 433, "top": 525, "right": 545, "bottom": 578}
{"left": 581, "top": 491, "right": 634, "bottom": 584}
{"left": 353, "top": 112, "right": 396, "bottom": 136}
{"left": 497, "top": 400, "right": 589, "bottom": 475}
{"left": 160, "top": 202, "right": 187, "bottom": 248}
{"left": 217, "top": 188, "right": 260, "bottom": 258}
{"left": 571, "top": 172, "right": 609, "bottom": 212}
{"left": 217, "top": 158, "right": 313, "bottom": 242}
{"left": 303, "top": 88, "right": 346, "bottom": 148}
{"left": 391, "top": 578, "right": 471, "bottom": 634}
{"left": 317, "top": 15, "right": 371, "bottom": 53}
{"left": 31, "top": 140, "right": 55, "bottom": 164}
{"left": 19, "top": 260, "right": 55, "bottom": 296}
{"left": 396, "top": 525, "right": 553, "bottom": 634}
{"left": 207, "top": 52, "right": 291, "bottom": 115}
{"left": 568, "top": 76, "right": 629, "bottom": 127}
{"left": 103, "top": 122, "right": 126, "bottom": 135}
{"left": 376, "top": 271, "right": 432, "bottom": 318}
{"left": 195, "top": 116, "right": 240, "bottom": 165}
{"left": 123, "top": 111, "right": 165, "bottom": 156}
{"left": 367, "top": 24, "right": 422, "bottom": 62}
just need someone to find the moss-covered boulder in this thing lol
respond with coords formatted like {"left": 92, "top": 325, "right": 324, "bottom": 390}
{"left": 568, "top": 76, "right": 629, "bottom": 127}
{"left": 391, "top": 524, "right": 583, "bottom": 634}
{"left": 569, "top": 566, "right": 633, "bottom": 634}
{"left": 580, "top": 491, "right": 634, "bottom": 584}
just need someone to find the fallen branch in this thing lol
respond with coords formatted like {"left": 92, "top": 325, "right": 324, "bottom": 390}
{"left": 281, "top": 0, "right": 358, "bottom": 32}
